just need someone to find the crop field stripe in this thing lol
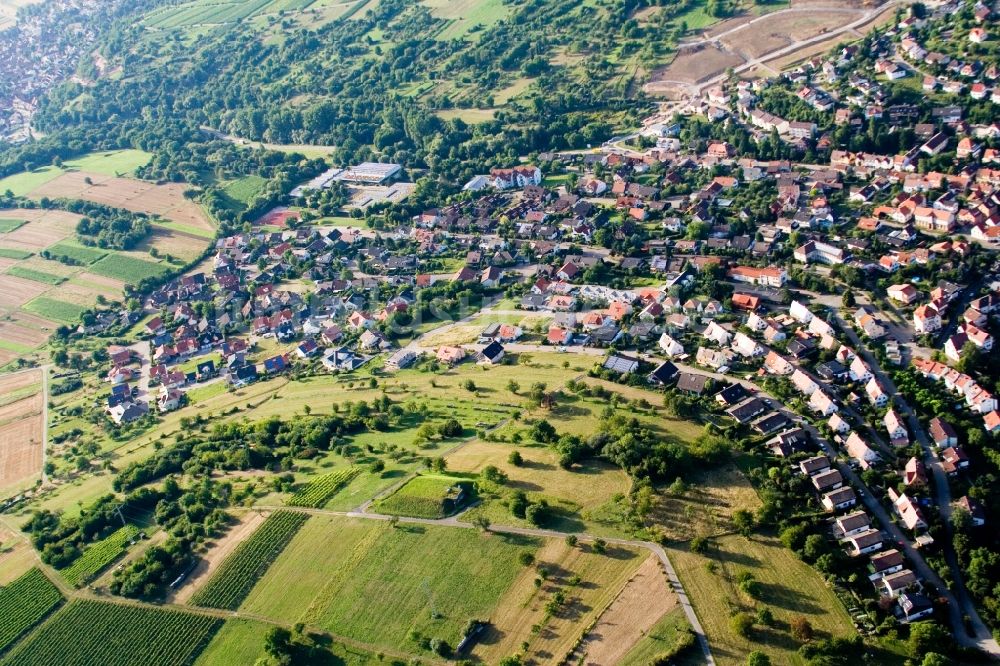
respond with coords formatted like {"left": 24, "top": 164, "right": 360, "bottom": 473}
{"left": 3, "top": 600, "right": 222, "bottom": 666}
{"left": 286, "top": 467, "right": 361, "bottom": 507}
{"left": 22, "top": 297, "right": 87, "bottom": 324}
{"left": 59, "top": 524, "right": 141, "bottom": 587}
{"left": 190, "top": 511, "right": 309, "bottom": 610}
{"left": 0, "top": 248, "right": 33, "bottom": 259}
{"left": 5, "top": 267, "right": 66, "bottom": 286}
{"left": 0, "top": 568, "right": 63, "bottom": 653}
{"left": 44, "top": 242, "right": 108, "bottom": 265}
{"left": 89, "top": 254, "right": 168, "bottom": 282}
{"left": 0, "top": 218, "right": 25, "bottom": 233}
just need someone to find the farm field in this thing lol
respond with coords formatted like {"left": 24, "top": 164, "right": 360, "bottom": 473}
{"left": 373, "top": 473, "right": 470, "bottom": 518}
{"left": 0, "top": 163, "right": 209, "bottom": 363}
{"left": 0, "top": 568, "right": 62, "bottom": 653}
{"left": 195, "top": 617, "right": 379, "bottom": 666}
{"left": 2, "top": 599, "right": 222, "bottom": 666}
{"left": 0, "top": 369, "right": 45, "bottom": 496}
{"left": 570, "top": 556, "right": 679, "bottom": 665}
{"left": 0, "top": 527, "right": 36, "bottom": 584}
{"left": 421, "top": 0, "right": 510, "bottom": 41}
{"left": 59, "top": 524, "right": 141, "bottom": 587}
{"left": 468, "top": 537, "right": 648, "bottom": 663}
{"left": 240, "top": 515, "right": 537, "bottom": 653}
{"left": 171, "top": 511, "right": 267, "bottom": 604}
{"left": 191, "top": 510, "right": 308, "bottom": 610}
{"left": 619, "top": 606, "right": 696, "bottom": 666}
{"left": 667, "top": 534, "right": 856, "bottom": 666}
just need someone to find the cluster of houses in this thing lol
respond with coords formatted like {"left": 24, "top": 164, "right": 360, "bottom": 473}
{"left": 911, "top": 358, "right": 1000, "bottom": 432}
{"left": 795, "top": 450, "right": 935, "bottom": 623}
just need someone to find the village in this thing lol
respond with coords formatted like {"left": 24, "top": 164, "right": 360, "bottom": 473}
{"left": 2, "top": 0, "right": 1000, "bottom": 663}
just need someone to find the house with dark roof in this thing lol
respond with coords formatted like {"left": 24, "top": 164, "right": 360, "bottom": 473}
{"left": 676, "top": 372, "right": 712, "bottom": 394}
{"left": 603, "top": 354, "right": 640, "bottom": 375}
{"left": 478, "top": 341, "right": 505, "bottom": 366}
{"left": 647, "top": 361, "right": 679, "bottom": 386}
{"left": 725, "top": 397, "right": 768, "bottom": 424}
{"left": 714, "top": 383, "right": 750, "bottom": 406}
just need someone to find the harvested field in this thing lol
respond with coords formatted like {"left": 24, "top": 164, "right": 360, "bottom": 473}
{"left": 471, "top": 539, "right": 645, "bottom": 663}
{"left": 171, "top": 511, "right": 269, "bottom": 604}
{"left": 0, "top": 209, "right": 79, "bottom": 253}
{"left": 27, "top": 172, "right": 214, "bottom": 233}
{"left": 721, "top": 10, "right": 856, "bottom": 59}
{"left": 651, "top": 44, "right": 744, "bottom": 85}
{"left": 0, "top": 312, "right": 58, "bottom": 348}
{"left": 571, "top": 556, "right": 678, "bottom": 666}
{"left": 0, "top": 371, "right": 44, "bottom": 494}
{"left": 0, "top": 527, "right": 34, "bottom": 584}
{"left": 0, "top": 275, "right": 49, "bottom": 308}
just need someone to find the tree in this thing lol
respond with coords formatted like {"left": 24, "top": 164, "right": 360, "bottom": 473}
{"left": 525, "top": 501, "right": 549, "bottom": 526}
{"left": 482, "top": 465, "right": 508, "bottom": 485}
{"left": 529, "top": 420, "right": 557, "bottom": 443}
{"left": 909, "top": 622, "right": 949, "bottom": 659}
{"left": 508, "top": 450, "right": 523, "bottom": 466}
{"left": 264, "top": 627, "right": 292, "bottom": 660}
{"left": 747, "top": 652, "right": 771, "bottom": 666}
{"left": 507, "top": 379, "right": 520, "bottom": 394}
{"left": 842, "top": 290, "right": 856, "bottom": 308}
{"left": 790, "top": 616, "right": 813, "bottom": 641}
{"left": 592, "top": 538, "right": 607, "bottom": 554}
{"left": 732, "top": 509, "right": 755, "bottom": 537}
{"left": 921, "top": 653, "right": 949, "bottom": 666}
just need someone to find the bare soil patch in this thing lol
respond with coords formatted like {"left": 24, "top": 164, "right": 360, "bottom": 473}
{"left": 0, "top": 393, "right": 43, "bottom": 493}
{"left": 0, "top": 208, "right": 80, "bottom": 252}
{"left": 28, "top": 172, "right": 213, "bottom": 233}
{"left": 722, "top": 10, "right": 857, "bottom": 59}
{"left": 0, "top": 275, "right": 49, "bottom": 308}
{"left": 571, "top": 556, "right": 678, "bottom": 665}
{"left": 170, "top": 510, "right": 269, "bottom": 604}
{"left": 0, "top": 526, "right": 34, "bottom": 584}
{"left": 0, "top": 369, "right": 41, "bottom": 394}
{"left": 651, "top": 44, "right": 744, "bottom": 85}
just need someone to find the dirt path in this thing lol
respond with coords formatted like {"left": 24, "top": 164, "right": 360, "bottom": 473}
{"left": 168, "top": 510, "right": 268, "bottom": 604}
{"left": 571, "top": 555, "right": 678, "bottom": 665}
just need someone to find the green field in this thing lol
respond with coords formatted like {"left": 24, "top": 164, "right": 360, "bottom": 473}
{"left": 620, "top": 607, "right": 696, "bottom": 666}
{"left": 191, "top": 511, "right": 308, "bottom": 610}
{"left": 3, "top": 600, "right": 222, "bottom": 666}
{"left": 22, "top": 297, "right": 87, "bottom": 324}
{"left": 63, "top": 150, "right": 152, "bottom": 176}
{"left": 59, "top": 524, "right": 141, "bottom": 587}
{"left": 241, "top": 515, "right": 537, "bottom": 652}
{"left": 422, "top": 0, "right": 510, "bottom": 40}
{"left": 0, "top": 167, "right": 61, "bottom": 197}
{"left": 0, "top": 569, "right": 63, "bottom": 653}
{"left": 373, "top": 474, "right": 471, "bottom": 519}
{"left": 221, "top": 174, "right": 266, "bottom": 208}
{"left": 0, "top": 218, "right": 25, "bottom": 233}
{"left": 0, "top": 150, "right": 153, "bottom": 197}
{"left": 89, "top": 254, "right": 168, "bottom": 282}
{"left": 0, "top": 248, "right": 32, "bottom": 259}
{"left": 44, "top": 241, "right": 108, "bottom": 265}
{"left": 6, "top": 266, "right": 66, "bottom": 285}
{"left": 287, "top": 468, "right": 361, "bottom": 508}
{"left": 195, "top": 617, "right": 377, "bottom": 666}
{"left": 144, "top": 0, "right": 273, "bottom": 28}
{"left": 667, "top": 534, "right": 857, "bottom": 666}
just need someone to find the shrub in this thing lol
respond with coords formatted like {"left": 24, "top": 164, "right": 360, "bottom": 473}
{"left": 730, "top": 612, "right": 754, "bottom": 638}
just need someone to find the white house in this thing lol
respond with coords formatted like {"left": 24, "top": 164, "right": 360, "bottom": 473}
{"left": 658, "top": 332, "right": 685, "bottom": 357}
